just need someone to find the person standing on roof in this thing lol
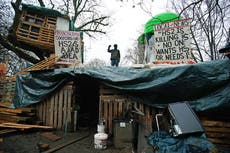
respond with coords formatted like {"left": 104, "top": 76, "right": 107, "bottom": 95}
{"left": 108, "top": 44, "right": 120, "bottom": 67}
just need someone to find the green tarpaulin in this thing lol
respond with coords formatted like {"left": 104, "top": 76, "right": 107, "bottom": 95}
{"left": 13, "top": 60, "right": 230, "bottom": 112}
{"left": 144, "top": 12, "right": 179, "bottom": 34}
{"left": 22, "top": 3, "right": 68, "bottom": 18}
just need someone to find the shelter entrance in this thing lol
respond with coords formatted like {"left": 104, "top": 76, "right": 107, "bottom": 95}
{"left": 76, "top": 76, "right": 99, "bottom": 129}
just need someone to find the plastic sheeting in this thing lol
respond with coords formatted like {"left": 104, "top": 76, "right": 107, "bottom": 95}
{"left": 22, "top": 3, "right": 68, "bottom": 18}
{"left": 144, "top": 12, "right": 179, "bottom": 34}
{"left": 148, "top": 131, "right": 218, "bottom": 153}
{"left": 13, "top": 60, "right": 230, "bottom": 111}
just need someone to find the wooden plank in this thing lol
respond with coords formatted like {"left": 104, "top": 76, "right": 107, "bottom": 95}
{"left": 0, "top": 123, "right": 53, "bottom": 130}
{"left": 145, "top": 106, "right": 150, "bottom": 119}
{"left": 207, "top": 138, "right": 230, "bottom": 145}
{"left": 202, "top": 120, "right": 230, "bottom": 127}
{"left": 0, "top": 107, "right": 31, "bottom": 114}
{"left": 99, "top": 100, "right": 102, "bottom": 120}
{"left": 45, "top": 99, "right": 50, "bottom": 126}
{"left": 38, "top": 102, "right": 43, "bottom": 121}
{"left": 41, "top": 132, "right": 61, "bottom": 141}
{"left": 104, "top": 101, "right": 108, "bottom": 131}
{"left": 118, "top": 101, "right": 122, "bottom": 118}
{"left": 53, "top": 93, "right": 59, "bottom": 129}
{"left": 57, "top": 90, "right": 63, "bottom": 129}
{"left": 62, "top": 89, "right": 67, "bottom": 130}
{"left": 0, "top": 118, "right": 19, "bottom": 124}
{"left": 49, "top": 96, "right": 55, "bottom": 126}
{"left": 109, "top": 101, "right": 113, "bottom": 134}
{"left": 0, "top": 114, "right": 31, "bottom": 123}
{"left": 67, "top": 89, "right": 72, "bottom": 129}
{"left": 205, "top": 127, "right": 230, "bottom": 133}
{"left": 114, "top": 101, "right": 118, "bottom": 118}
{"left": 0, "top": 112, "right": 18, "bottom": 116}
{"left": 0, "top": 129, "right": 17, "bottom": 135}
{"left": 42, "top": 99, "right": 47, "bottom": 125}
{"left": 206, "top": 132, "right": 230, "bottom": 138}
{"left": 0, "top": 102, "right": 11, "bottom": 108}
{"left": 20, "top": 107, "right": 35, "bottom": 113}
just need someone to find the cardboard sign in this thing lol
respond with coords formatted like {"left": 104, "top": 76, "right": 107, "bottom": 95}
{"left": 154, "top": 19, "right": 195, "bottom": 64}
{"left": 54, "top": 30, "right": 81, "bottom": 65}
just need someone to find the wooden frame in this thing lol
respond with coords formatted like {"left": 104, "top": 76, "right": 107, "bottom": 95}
{"left": 16, "top": 11, "right": 56, "bottom": 52}
{"left": 99, "top": 84, "right": 157, "bottom": 135}
{"left": 35, "top": 82, "right": 76, "bottom": 131}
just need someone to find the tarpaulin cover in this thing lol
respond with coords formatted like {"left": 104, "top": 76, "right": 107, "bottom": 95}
{"left": 148, "top": 131, "right": 218, "bottom": 153}
{"left": 13, "top": 60, "right": 230, "bottom": 112}
{"left": 144, "top": 12, "right": 179, "bottom": 34}
{"left": 22, "top": 3, "right": 68, "bottom": 18}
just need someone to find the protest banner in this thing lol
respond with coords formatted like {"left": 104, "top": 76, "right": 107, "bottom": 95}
{"left": 153, "top": 18, "right": 195, "bottom": 64}
{"left": 54, "top": 30, "right": 82, "bottom": 65}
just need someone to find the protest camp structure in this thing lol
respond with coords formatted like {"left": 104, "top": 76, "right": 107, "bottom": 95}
{"left": 0, "top": 6, "right": 229, "bottom": 151}
{"left": 12, "top": 60, "right": 230, "bottom": 149}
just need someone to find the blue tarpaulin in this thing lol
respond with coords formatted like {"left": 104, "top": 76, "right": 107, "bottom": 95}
{"left": 148, "top": 131, "right": 218, "bottom": 153}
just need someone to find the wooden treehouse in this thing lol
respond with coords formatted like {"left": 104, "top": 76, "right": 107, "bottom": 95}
{"left": 10, "top": 4, "right": 70, "bottom": 56}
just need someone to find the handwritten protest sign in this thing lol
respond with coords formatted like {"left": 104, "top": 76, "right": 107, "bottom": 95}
{"left": 153, "top": 19, "right": 195, "bottom": 64}
{"left": 54, "top": 30, "right": 82, "bottom": 65}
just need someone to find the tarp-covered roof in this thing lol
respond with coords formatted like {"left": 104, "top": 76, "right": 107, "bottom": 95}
{"left": 22, "top": 3, "right": 69, "bottom": 18}
{"left": 13, "top": 60, "right": 230, "bottom": 112}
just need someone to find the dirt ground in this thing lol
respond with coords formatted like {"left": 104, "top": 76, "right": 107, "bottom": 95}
{"left": 0, "top": 127, "right": 137, "bottom": 153}
{"left": 1, "top": 127, "right": 229, "bottom": 153}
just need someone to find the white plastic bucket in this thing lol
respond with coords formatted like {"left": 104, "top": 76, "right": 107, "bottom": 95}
{"left": 94, "top": 133, "right": 108, "bottom": 149}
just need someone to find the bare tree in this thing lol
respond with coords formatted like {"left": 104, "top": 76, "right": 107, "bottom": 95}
{"left": 170, "top": 0, "right": 230, "bottom": 61}
{"left": 123, "top": 44, "right": 144, "bottom": 65}
{"left": 0, "top": 0, "right": 109, "bottom": 65}
{"left": 0, "top": 0, "right": 29, "bottom": 75}
{"left": 85, "top": 58, "right": 106, "bottom": 67}
{"left": 48, "top": 0, "right": 109, "bottom": 37}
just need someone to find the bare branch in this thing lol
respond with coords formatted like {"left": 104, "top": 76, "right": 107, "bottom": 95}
{"left": 0, "top": 34, "right": 39, "bottom": 63}
{"left": 49, "top": 0, "right": 55, "bottom": 9}
{"left": 38, "top": 0, "right": 45, "bottom": 7}
{"left": 76, "top": 16, "right": 109, "bottom": 31}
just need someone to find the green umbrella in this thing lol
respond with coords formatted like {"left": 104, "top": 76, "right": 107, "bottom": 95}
{"left": 144, "top": 12, "right": 179, "bottom": 34}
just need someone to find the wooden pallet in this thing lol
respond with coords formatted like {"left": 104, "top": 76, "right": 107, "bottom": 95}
{"left": 7, "top": 55, "right": 57, "bottom": 81}
{"left": 0, "top": 123, "right": 53, "bottom": 130}
{"left": 35, "top": 82, "right": 76, "bottom": 131}
{"left": 99, "top": 84, "right": 157, "bottom": 135}
{"left": 0, "top": 105, "right": 35, "bottom": 124}
{"left": 16, "top": 11, "right": 56, "bottom": 52}
{"left": 201, "top": 119, "right": 230, "bottom": 148}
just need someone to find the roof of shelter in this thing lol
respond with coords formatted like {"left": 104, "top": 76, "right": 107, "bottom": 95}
{"left": 13, "top": 60, "right": 230, "bottom": 113}
{"left": 21, "top": 3, "right": 69, "bottom": 18}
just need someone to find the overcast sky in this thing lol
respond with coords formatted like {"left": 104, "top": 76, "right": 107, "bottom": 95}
{"left": 84, "top": 0, "right": 168, "bottom": 65}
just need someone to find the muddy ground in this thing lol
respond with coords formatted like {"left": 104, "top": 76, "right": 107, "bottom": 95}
{"left": 1, "top": 127, "right": 229, "bottom": 153}
{"left": 0, "top": 127, "right": 137, "bottom": 153}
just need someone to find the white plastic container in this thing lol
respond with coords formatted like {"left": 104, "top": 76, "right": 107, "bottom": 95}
{"left": 94, "top": 133, "right": 108, "bottom": 149}
{"left": 97, "top": 124, "right": 105, "bottom": 133}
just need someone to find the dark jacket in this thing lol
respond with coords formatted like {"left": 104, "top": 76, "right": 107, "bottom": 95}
{"left": 108, "top": 48, "right": 120, "bottom": 60}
